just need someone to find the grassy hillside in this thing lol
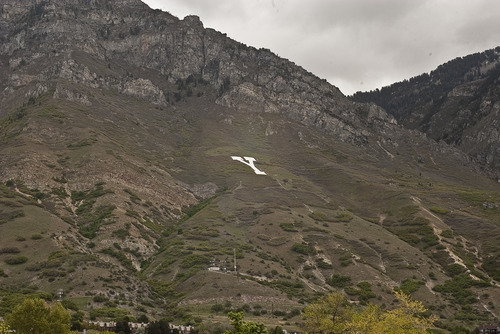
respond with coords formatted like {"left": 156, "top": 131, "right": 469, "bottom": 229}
{"left": 1, "top": 81, "right": 499, "bottom": 331}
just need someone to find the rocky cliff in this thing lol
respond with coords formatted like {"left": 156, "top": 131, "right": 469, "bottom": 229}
{"left": 353, "top": 48, "right": 500, "bottom": 179}
{"left": 1, "top": 0, "right": 404, "bottom": 146}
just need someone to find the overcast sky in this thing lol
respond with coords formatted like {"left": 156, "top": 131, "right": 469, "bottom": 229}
{"left": 143, "top": 0, "right": 500, "bottom": 95}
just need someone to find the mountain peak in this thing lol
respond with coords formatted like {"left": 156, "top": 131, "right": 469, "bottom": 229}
{"left": 353, "top": 46, "right": 500, "bottom": 178}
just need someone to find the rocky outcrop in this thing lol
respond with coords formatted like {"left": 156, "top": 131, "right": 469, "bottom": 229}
{"left": 0, "top": 0, "right": 478, "bottom": 176}
{"left": 0, "top": 0, "right": 404, "bottom": 147}
{"left": 121, "top": 78, "right": 167, "bottom": 105}
{"left": 353, "top": 48, "right": 500, "bottom": 177}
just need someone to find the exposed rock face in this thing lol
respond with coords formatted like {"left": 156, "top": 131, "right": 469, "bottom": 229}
{"left": 0, "top": 0, "right": 401, "bottom": 147}
{"left": 122, "top": 78, "right": 167, "bottom": 105}
{"left": 0, "top": 0, "right": 484, "bottom": 188}
{"left": 353, "top": 48, "right": 500, "bottom": 177}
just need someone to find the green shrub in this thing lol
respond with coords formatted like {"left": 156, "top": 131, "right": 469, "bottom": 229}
{"left": 124, "top": 189, "right": 141, "bottom": 204}
{"left": 345, "top": 282, "right": 375, "bottom": 303}
{"left": 309, "top": 212, "right": 329, "bottom": 221}
{"left": 112, "top": 229, "right": 129, "bottom": 240}
{"left": 257, "top": 234, "right": 270, "bottom": 241}
{"left": 141, "top": 218, "right": 163, "bottom": 234}
{"left": 395, "top": 279, "right": 424, "bottom": 295}
{"left": 327, "top": 274, "right": 352, "bottom": 288}
{"left": 430, "top": 207, "right": 449, "bottom": 215}
{"left": 180, "top": 196, "right": 214, "bottom": 222}
{"left": 334, "top": 212, "right": 353, "bottom": 222}
{"left": 78, "top": 204, "right": 116, "bottom": 239}
{"left": 71, "top": 183, "right": 112, "bottom": 203}
{"left": 148, "top": 279, "right": 183, "bottom": 300}
{"left": 399, "top": 205, "right": 419, "bottom": 220}
{"left": 0, "top": 247, "right": 21, "bottom": 254}
{"left": 263, "top": 280, "right": 305, "bottom": 298}
{"left": 267, "top": 237, "right": 288, "bottom": 246}
{"left": 339, "top": 253, "right": 353, "bottom": 266}
{"left": 446, "top": 264, "right": 466, "bottom": 277}
{"left": 89, "top": 307, "right": 129, "bottom": 320}
{"left": 433, "top": 274, "right": 481, "bottom": 306}
{"left": 482, "top": 255, "right": 500, "bottom": 281}
{"left": 100, "top": 248, "right": 135, "bottom": 271}
{"left": 184, "top": 225, "right": 219, "bottom": 240}
{"left": 180, "top": 254, "right": 209, "bottom": 268}
{"left": 279, "top": 223, "right": 298, "bottom": 232}
{"left": 52, "top": 176, "right": 68, "bottom": 184}
{"left": 440, "top": 230, "right": 454, "bottom": 238}
{"left": 5, "top": 256, "right": 28, "bottom": 265}
{"left": 7, "top": 210, "right": 25, "bottom": 220}
{"left": 93, "top": 295, "right": 108, "bottom": 303}
{"left": 61, "top": 299, "right": 78, "bottom": 311}
{"left": 316, "top": 258, "right": 333, "bottom": 269}
{"left": 291, "top": 242, "right": 316, "bottom": 255}
{"left": 51, "top": 186, "right": 68, "bottom": 198}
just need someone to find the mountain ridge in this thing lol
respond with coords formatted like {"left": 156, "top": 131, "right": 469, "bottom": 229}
{"left": 1, "top": 0, "right": 402, "bottom": 146}
{"left": 353, "top": 47, "right": 500, "bottom": 180}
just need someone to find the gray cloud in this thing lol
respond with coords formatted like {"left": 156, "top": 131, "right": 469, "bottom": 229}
{"left": 143, "top": 0, "right": 500, "bottom": 95}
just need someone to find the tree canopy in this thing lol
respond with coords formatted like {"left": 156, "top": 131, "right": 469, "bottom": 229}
{"left": 303, "top": 292, "right": 354, "bottom": 334}
{"left": 146, "top": 319, "right": 171, "bottom": 334}
{"left": 5, "top": 298, "right": 71, "bottom": 334}
{"left": 302, "top": 291, "right": 436, "bottom": 334}
{"left": 224, "top": 311, "right": 268, "bottom": 334}
{"left": 0, "top": 321, "right": 13, "bottom": 334}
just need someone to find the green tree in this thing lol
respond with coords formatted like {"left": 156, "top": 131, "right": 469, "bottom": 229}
{"left": 345, "top": 304, "right": 382, "bottom": 334}
{"left": 347, "top": 291, "right": 436, "bottom": 334}
{"left": 6, "top": 298, "right": 71, "bottom": 334}
{"left": 0, "top": 321, "right": 12, "bottom": 334}
{"left": 70, "top": 310, "right": 85, "bottom": 331}
{"left": 211, "top": 303, "right": 224, "bottom": 315}
{"left": 303, "top": 291, "right": 435, "bottom": 334}
{"left": 373, "top": 291, "right": 435, "bottom": 333}
{"left": 146, "top": 319, "right": 171, "bottom": 334}
{"left": 137, "top": 314, "right": 149, "bottom": 324}
{"left": 302, "top": 292, "right": 353, "bottom": 334}
{"left": 224, "top": 311, "right": 267, "bottom": 334}
{"left": 270, "top": 325, "right": 283, "bottom": 334}
{"left": 115, "top": 316, "right": 131, "bottom": 334}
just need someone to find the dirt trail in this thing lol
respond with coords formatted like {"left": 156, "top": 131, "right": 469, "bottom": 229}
{"left": 411, "top": 197, "right": 467, "bottom": 266}
{"left": 411, "top": 196, "right": 489, "bottom": 283}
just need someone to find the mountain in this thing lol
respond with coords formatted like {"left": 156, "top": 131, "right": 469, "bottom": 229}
{"left": 1, "top": 0, "right": 499, "bottom": 331}
{"left": 352, "top": 48, "right": 500, "bottom": 180}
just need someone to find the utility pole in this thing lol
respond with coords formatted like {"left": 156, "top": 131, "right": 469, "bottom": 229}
{"left": 233, "top": 248, "right": 237, "bottom": 273}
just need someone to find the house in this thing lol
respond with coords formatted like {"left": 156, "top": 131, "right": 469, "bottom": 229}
{"left": 478, "top": 324, "right": 500, "bottom": 334}
{"left": 86, "top": 321, "right": 193, "bottom": 333}
{"left": 208, "top": 266, "right": 221, "bottom": 272}
{"left": 87, "top": 321, "right": 117, "bottom": 332}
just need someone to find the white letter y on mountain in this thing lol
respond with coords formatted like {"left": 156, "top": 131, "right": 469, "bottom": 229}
{"left": 231, "top": 156, "right": 267, "bottom": 175}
